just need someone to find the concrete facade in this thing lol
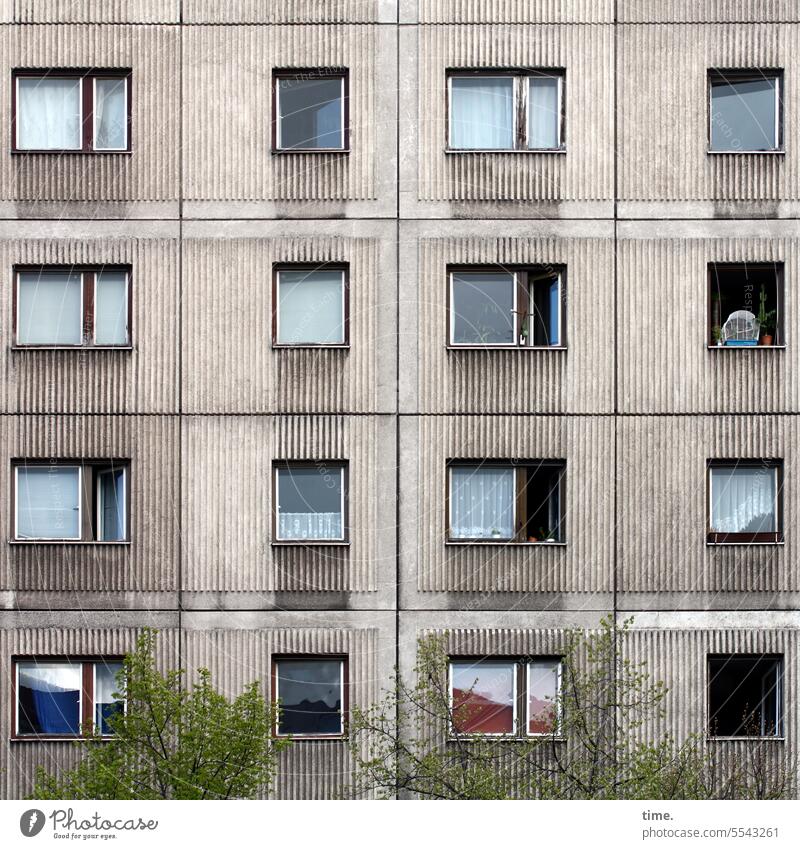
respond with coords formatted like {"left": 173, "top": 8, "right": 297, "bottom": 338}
{"left": 1, "top": 1, "right": 798, "bottom": 799}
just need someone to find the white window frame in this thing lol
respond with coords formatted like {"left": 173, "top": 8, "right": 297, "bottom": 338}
{"left": 708, "top": 71, "right": 783, "bottom": 154}
{"left": 448, "top": 659, "right": 518, "bottom": 737}
{"left": 14, "top": 464, "right": 82, "bottom": 541}
{"left": 448, "top": 270, "right": 518, "bottom": 348}
{"left": 15, "top": 74, "right": 83, "bottom": 152}
{"left": 15, "top": 660, "right": 83, "bottom": 737}
{"left": 16, "top": 268, "right": 84, "bottom": 348}
{"left": 274, "top": 268, "right": 346, "bottom": 347}
{"left": 707, "top": 462, "right": 780, "bottom": 536}
{"left": 274, "top": 464, "right": 346, "bottom": 542}
{"left": 448, "top": 464, "right": 517, "bottom": 541}
{"left": 526, "top": 659, "right": 563, "bottom": 736}
{"left": 92, "top": 76, "right": 129, "bottom": 152}
{"left": 526, "top": 270, "right": 564, "bottom": 348}
{"left": 525, "top": 73, "right": 564, "bottom": 151}
{"left": 274, "top": 657, "right": 345, "bottom": 738}
{"left": 447, "top": 74, "right": 518, "bottom": 152}
{"left": 96, "top": 467, "right": 127, "bottom": 542}
{"left": 92, "top": 269, "right": 130, "bottom": 347}
{"left": 275, "top": 75, "right": 346, "bottom": 152}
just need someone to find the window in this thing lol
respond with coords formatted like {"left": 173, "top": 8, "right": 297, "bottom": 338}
{"left": 708, "top": 655, "right": 783, "bottom": 738}
{"left": 14, "top": 266, "right": 131, "bottom": 348}
{"left": 448, "top": 267, "right": 565, "bottom": 348}
{"left": 13, "top": 70, "right": 130, "bottom": 153}
{"left": 707, "top": 460, "right": 782, "bottom": 544}
{"left": 273, "top": 657, "right": 346, "bottom": 737}
{"left": 448, "top": 461, "right": 565, "bottom": 543}
{"left": 450, "top": 658, "right": 561, "bottom": 736}
{"left": 273, "top": 70, "right": 347, "bottom": 151}
{"left": 14, "top": 461, "right": 129, "bottom": 542}
{"left": 13, "top": 658, "right": 124, "bottom": 738}
{"left": 709, "top": 263, "right": 782, "bottom": 347}
{"left": 273, "top": 462, "right": 347, "bottom": 543}
{"left": 273, "top": 266, "right": 347, "bottom": 346}
{"left": 709, "top": 70, "right": 782, "bottom": 153}
{"left": 447, "top": 70, "right": 564, "bottom": 151}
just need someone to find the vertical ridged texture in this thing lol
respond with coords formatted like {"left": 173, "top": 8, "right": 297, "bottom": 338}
{"left": 416, "top": 234, "right": 614, "bottom": 413}
{"left": 181, "top": 234, "right": 388, "bottom": 414}
{"left": 0, "top": 25, "right": 179, "bottom": 203}
{"left": 183, "top": 26, "right": 376, "bottom": 202}
{"left": 183, "top": 1, "right": 378, "bottom": 23}
{"left": 417, "top": 24, "right": 614, "bottom": 202}
{"left": 411, "top": 415, "right": 614, "bottom": 593}
{"left": 0, "top": 625, "right": 179, "bottom": 799}
{"left": 619, "top": 1, "right": 800, "bottom": 23}
{"left": 619, "top": 24, "right": 800, "bottom": 201}
{"left": 0, "top": 415, "right": 179, "bottom": 594}
{"left": 619, "top": 416, "right": 797, "bottom": 593}
{"left": 13, "top": 1, "right": 180, "bottom": 22}
{"left": 417, "top": 1, "right": 614, "bottom": 23}
{"left": 182, "top": 416, "right": 395, "bottom": 593}
{"left": 0, "top": 235, "right": 179, "bottom": 413}
{"left": 182, "top": 626, "right": 378, "bottom": 799}
{"left": 619, "top": 235, "right": 798, "bottom": 413}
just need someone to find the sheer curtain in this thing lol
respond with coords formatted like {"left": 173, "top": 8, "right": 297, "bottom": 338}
{"left": 711, "top": 466, "right": 777, "bottom": 533}
{"left": 94, "top": 271, "right": 129, "bottom": 345}
{"left": 450, "top": 77, "right": 514, "bottom": 149}
{"left": 450, "top": 466, "right": 514, "bottom": 538}
{"left": 17, "top": 271, "right": 82, "bottom": 345}
{"left": 278, "top": 511, "right": 342, "bottom": 539}
{"left": 277, "top": 270, "right": 344, "bottom": 344}
{"left": 528, "top": 76, "right": 560, "bottom": 149}
{"left": 276, "top": 467, "right": 343, "bottom": 540}
{"left": 16, "top": 466, "right": 80, "bottom": 539}
{"left": 17, "top": 77, "right": 81, "bottom": 150}
{"left": 94, "top": 78, "right": 127, "bottom": 149}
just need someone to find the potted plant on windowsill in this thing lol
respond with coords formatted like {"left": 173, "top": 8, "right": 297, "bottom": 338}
{"left": 757, "top": 285, "right": 777, "bottom": 346}
{"left": 539, "top": 526, "right": 557, "bottom": 543}
{"left": 490, "top": 528, "right": 502, "bottom": 539}
{"left": 712, "top": 325, "right": 724, "bottom": 347}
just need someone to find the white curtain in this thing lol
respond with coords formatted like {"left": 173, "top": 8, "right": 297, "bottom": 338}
{"left": 528, "top": 77, "right": 560, "bottom": 149}
{"left": 17, "top": 271, "right": 82, "bottom": 345}
{"left": 94, "top": 271, "right": 128, "bottom": 345}
{"left": 17, "top": 77, "right": 81, "bottom": 150}
{"left": 450, "top": 77, "right": 514, "bottom": 149}
{"left": 711, "top": 467, "right": 776, "bottom": 533}
{"left": 451, "top": 467, "right": 514, "bottom": 538}
{"left": 278, "top": 511, "right": 342, "bottom": 540}
{"left": 277, "top": 270, "right": 344, "bottom": 344}
{"left": 16, "top": 466, "right": 80, "bottom": 539}
{"left": 94, "top": 78, "right": 127, "bottom": 150}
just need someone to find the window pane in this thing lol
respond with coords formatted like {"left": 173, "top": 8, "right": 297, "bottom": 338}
{"left": 528, "top": 77, "right": 560, "bottom": 149}
{"left": 94, "top": 271, "right": 129, "bottom": 345}
{"left": 277, "top": 270, "right": 344, "bottom": 344}
{"left": 18, "top": 271, "right": 82, "bottom": 345}
{"left": 278, "top": 77, "right": 343, "bottom": 150}
{"left": 16, "top": 466, "right": 80, "bottom": 539}
{"left": 708, "top": 656, "right": 782, "bottom": 737}
{"left": 528, "top": 660, "right": 559, "bottom": 734}
{"left": 17, "top": 76, "right": 81, "bottom": 150}
{"left": 450, "top": 466, "right": 514, "bottom": 539}
{"left": 710, "top": 77, "right": 778, "bottom": 151}
{"left": 451, "top": 272, "right": 515, "bottom": 345}
{"left": 98, "top": 469, "right": 126, "bottom": 541}
{"left": 710, "top": 466, "right": 777, "bottom": 533}
{"left": 95, "top": 661, "right": 124, "bottom": 735}
{"left": 451, "top": 661, "right": 515, "bottom": 734}
{"left": 94, "top": 78, "right": 127, "bottom": 150}
{"left": 450, "top": 77, "right": 514, "bottom": 149}
{"left": 17, "top": 662, "right": 81, "bottom": 735}
{"left": 277, "top": 466, "right": 343, "bottom": 540}
{"left": 277, "top": 659, "right": 342, "bottom": 735}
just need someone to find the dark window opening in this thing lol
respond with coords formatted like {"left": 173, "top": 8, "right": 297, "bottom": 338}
{"left": 708, "top": 655, "right": 783, "bottom": 738}
{"left": 274, "top": 657, "right": 346, "bottom": 737}
{"left": 709, "top": 69, "right": 782, "bottom": 153}
{"left": 709, "top": 263, "right": 783, "bottom": 347}
{"left": 273, "top": 70, "right": 348, "bottom": 152}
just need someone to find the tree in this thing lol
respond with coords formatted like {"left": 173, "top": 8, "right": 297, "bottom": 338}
{"left": 346, "top": 618, "right": 795, "bottom": 800}
{"left": 31, "top": 629, "right": 290, "bottom": 800}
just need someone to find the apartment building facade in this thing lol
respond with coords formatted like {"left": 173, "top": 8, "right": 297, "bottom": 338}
{"left": 0, "top": 0, "right": 798, "bottom": 798}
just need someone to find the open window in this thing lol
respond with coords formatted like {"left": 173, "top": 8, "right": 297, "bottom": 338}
{"left": 708, "top": 69, "right": 783, "bottom": 153}
{"left": 709, "top": 263, "right": 783, "bottom": 347}
{"left": 447, "top": 460, "right": 565, "bottom": 543}
{"left": 708, "top": 655, "right": 783, "bottom": 738}
{"left": 448, "top": 267, "right": 565, "bottom": 348}
{"left": 273, "top": 265, "right": 348, "bottom": 346}
{"left": 13, "top": 657, "right": 124, "bottom": 738}
{"left": 13, "top": 460, "right": 129, "bottom": 542}
{"left": 707, "top": 460, "right": 783, "bottom": 545}
{"left": 273, "top": 462, "right": 347, "bottom": 543}
{"left": 273, "top": 656, "right": 346, "bottom": 738}
{"left": 273, "top": 69, "right": 348, "bottom": 152}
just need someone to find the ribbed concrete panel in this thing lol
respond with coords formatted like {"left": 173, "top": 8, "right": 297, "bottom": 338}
{"left": 404, "top": 225, "right": 613, "bottom": 413}
{"left": 618, "top": 230, "right": 799, "bottom": 414}
{"left": 184, "top": 0, "right": 380, "bottom": 23}
{"left": 181, "top": 415, "right": 395, "bottom": 595}
{"left": 0, "top": 25, "right": 179, "bottom": 205}
{"left": 182, "top": 625, "right": 379, "bottom": 799}
{"left": 12, "top": 0, "right": 180, "bottom": 22}
{"left": 181, "top": 223, "right": 395, "bottom": 414}
{"left": 619, "top": 24, "right": 800, "bottom": 202}
{"left": 182, "top": 26, "right": 393, "bottom": 209}
{"left": 415, "top": 0, "right": 614, "bottom": 23}
{"left": 0, "top": 415, "right": 179, "bottom": 597}
{"left": 414, "top": 25, "right": 614, "bottom": 203}
{"left": 619, "top": 1, "right": 800, "bottom": 23}
{"left": 0, "top": 623, "right": 179, "bottom": 799}
{"left": 402, "top": 415, "right": 614, "bottom": 594}
{"left": 0, "top": 230, "right": 179, "bottom": 414}
{"left": 619, "top": 416, "right": 796, "bottom": 594}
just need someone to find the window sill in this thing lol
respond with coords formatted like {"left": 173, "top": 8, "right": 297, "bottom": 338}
{"left": 445, "top": 540, "right": 566, "bottom": 547}
{"left": 707, "top": 344, "right": 785, "bottom": 350}
{"left": 706, "top": 540, "right": 784, "bottom": 547}
{"left": 445, "top": 148, "right": 566, "bottom": 155}
{"left": 448, "top": 734, "right": 565, "bottom": 742}
{"left": 272, "top": 344, "right": 350, "bottom": 350}
{"left": 274, "top": 734, "right": 347, "bottom": 741}
{"left": 271, "top": 148, "right": 350, "bottom": 155}
{"left": 11, "top": 149, "right": 132, "bottom": 156}
{"left": 9, "top": 539, "right": 131, "bottom": 546}
{"left": 706, "top": 149, "right": 785, "bottom": 156}
{"left": 11, "top": 735, "right": 115, "bottom": 742}
{"left": 447, "top": 345, "right": 567, "bottom": 352}
{"left": 707, "top": 736, "right": 784, "bottom": 742}
{"left": 271, "top": 540, "right": 350, "bottom": 547}
{"left": 11, "top": 345, "right": 134, "bottom": 352}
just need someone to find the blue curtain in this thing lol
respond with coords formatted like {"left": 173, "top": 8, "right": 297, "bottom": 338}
{"left": 21, "top": 685, "right": 80, "bottom": 734}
